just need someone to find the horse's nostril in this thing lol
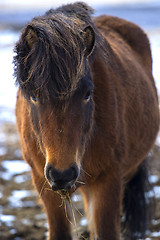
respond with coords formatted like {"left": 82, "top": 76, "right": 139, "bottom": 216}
{"left": 69, "top": 164, "right": 79, "bottom": 181}
{"left": 45, "top": 163, "right": 79, "bottom": 191}
{"left": 45, "top": 165, "right": 54, "bottom": 184}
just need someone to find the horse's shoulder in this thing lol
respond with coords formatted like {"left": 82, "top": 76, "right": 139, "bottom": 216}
{"left": 94, "top": 15, "right": 152, "bottom": 68}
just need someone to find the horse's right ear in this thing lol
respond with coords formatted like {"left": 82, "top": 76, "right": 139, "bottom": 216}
{"left": 83, "top": 26, "right": 95, "bottom": 56}
{"left": 25, "top": 26, "right": 38, "bottom": 49}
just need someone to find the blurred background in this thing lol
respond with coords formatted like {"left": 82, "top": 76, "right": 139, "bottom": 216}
{"left": 0, "top": 0, "right": 160, "bottom": 239}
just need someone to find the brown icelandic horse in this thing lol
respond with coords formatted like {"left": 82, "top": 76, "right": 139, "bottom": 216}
{"left": 14, "top": 2, "right": 159, "bottom": 240}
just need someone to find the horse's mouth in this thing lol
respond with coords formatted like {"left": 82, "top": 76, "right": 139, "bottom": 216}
{"left": 51, "top": 181, "right": 77, "bottom": 194}
{"left": 56, "top": 187, "right": 76, "bottom": 197}
{"left": 54, "top": 180, "right": 84, "bottom": 197}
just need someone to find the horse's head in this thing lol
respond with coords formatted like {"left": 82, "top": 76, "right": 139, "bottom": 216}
{"left": 14, "top": 13, "right": 95, "bottom": 192}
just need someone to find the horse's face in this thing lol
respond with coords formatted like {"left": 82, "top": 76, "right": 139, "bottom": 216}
{"left": 15, "top": 20, "right": 95, "bottom": 192}
{"left": 30, "top": 69, "right": 94, "bottom": 191}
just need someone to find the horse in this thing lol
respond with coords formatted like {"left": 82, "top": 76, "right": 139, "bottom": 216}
{"left": 14, "top": 2, "right": 159, "bottom": 240}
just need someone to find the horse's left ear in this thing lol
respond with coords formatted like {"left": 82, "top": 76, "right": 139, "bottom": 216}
{"left": 25, "top": 26, "right": 38, "bottom": 49}
{"left": 83, "top": 26, "right": 95, "bottom": 56}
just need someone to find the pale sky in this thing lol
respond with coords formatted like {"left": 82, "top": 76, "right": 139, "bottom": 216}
{"left": 1, "top": 0, "right": 159, "bottom": 9}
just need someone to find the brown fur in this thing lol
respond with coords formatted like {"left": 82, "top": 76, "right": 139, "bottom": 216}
{"left": 14, "top": 2, "right": 159, "bottom": 240}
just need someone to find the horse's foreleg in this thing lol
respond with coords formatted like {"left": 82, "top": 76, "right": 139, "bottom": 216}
{"left": 31, "top": 170, "right": 72, "bottom": 240}
{"left": 88, "top": 172, "right": 122, "bottom": 240}
{"left": 42, "top": 189, "right": 72, "bottom": 240}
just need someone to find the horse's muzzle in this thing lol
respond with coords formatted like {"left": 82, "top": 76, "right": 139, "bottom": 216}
{"left": 45, "top": 163, "right": 79, "bottom": 191}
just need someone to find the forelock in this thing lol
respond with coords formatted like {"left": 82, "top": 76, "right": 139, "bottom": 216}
{"left": 14, "top": 13, "right": 87, "bottom": 100}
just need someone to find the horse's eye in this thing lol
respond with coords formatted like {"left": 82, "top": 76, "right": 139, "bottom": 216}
{"left": 84, "top": 90, "right": 91, "bottom": 102}
{"left": 30, "top": 94, "right": 37, "bottom": 103}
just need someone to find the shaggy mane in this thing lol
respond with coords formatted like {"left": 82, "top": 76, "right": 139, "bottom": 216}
{"left": 14, "top": 2, "right": 96, "bottom": 101}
